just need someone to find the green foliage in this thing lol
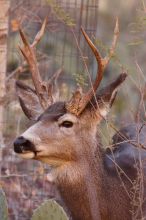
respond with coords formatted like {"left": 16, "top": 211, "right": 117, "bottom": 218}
{"left": 31, "top": 199, "right": 69, "bottom": 220}
{"left": 0, "top": 188, "right": 8, "bottom": 220}
{"left": 73, "top": 71, "right": 88, "bottom": 88}
{"left": 46, "top": 0, "right": 75, "bottom": 27}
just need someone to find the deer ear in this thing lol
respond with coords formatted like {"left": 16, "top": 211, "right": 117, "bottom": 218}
{"left": 89, "top": 73, "right": 127, "bottom": 118}
{"left": 16, "top": 81, "right": 43, "bottom": 120}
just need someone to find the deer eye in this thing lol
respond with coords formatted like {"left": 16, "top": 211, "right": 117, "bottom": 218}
{"left": 60, "top": 121, "right": 73, "bottom": 128}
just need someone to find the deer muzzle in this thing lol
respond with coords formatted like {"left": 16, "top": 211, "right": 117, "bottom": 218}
{"left": 14, "top": 136, "right": 38, "bottom": 159}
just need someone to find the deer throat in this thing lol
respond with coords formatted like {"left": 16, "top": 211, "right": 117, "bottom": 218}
{"left": 51, "top": 155, "right": 106, "bottom": 220}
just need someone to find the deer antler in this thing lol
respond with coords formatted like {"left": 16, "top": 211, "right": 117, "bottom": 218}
{"left": 19, "top": 18, "right": 62, "bottom": 109}
{"left": 66, "top": 18, "right": 119, "bottom": 116}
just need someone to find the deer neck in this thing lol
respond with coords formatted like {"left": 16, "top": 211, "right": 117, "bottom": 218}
{"left": 50, "top": 138, "right": 107, "bottom": 220}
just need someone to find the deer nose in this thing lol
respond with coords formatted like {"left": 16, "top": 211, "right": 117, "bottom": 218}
{"left": 14, "top": 136, "right": 35, "bottom": 154}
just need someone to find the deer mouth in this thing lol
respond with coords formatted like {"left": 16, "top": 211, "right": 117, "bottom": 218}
{"left": 17, "top": 151, "right": 36, "bottom": 159}
{"left": 15, "top": 150, "right": 43, "bottom": 159}
{"left": 15, "top": 149, "right": 41, "bottom": 159}
{"left": 13, "top": 136, "right": 41, "bottom": 159}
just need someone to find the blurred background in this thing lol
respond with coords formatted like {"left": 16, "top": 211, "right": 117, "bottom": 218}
{"left": 1, "top": 0, "right": 146, "bottom": 219}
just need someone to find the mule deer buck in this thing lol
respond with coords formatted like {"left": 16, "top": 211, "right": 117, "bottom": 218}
{"left": 13, "top": 19, "right": 144, "bottom": 220}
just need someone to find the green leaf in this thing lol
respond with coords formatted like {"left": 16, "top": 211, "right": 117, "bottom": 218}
{"left": 46, "top": 0, "right": 75, "bottom": 27}
{"left": 31, "top": 199, "right": 69, "bottom": 220}
{"left": 0, "top": 188, "right": 8, "bottom": 220}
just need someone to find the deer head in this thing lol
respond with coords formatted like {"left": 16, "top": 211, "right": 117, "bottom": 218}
{"left": 14, "top": 18, "right": 127, "bottom": 177}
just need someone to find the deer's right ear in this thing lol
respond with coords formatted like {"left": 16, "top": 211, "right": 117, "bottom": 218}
{"left": 16, "top": 81, "right": 43, "bottom": 120}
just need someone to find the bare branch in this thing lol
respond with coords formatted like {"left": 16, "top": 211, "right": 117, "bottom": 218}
{"left": 6, "top": 63, "right": 28, "bottom": 82}
{"left": 48, "top": 67, "right": 63, "bottom": 84}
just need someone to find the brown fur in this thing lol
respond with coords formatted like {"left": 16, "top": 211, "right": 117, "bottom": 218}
{"left": 50, "top": 120, "right": 132, "bottom": 220}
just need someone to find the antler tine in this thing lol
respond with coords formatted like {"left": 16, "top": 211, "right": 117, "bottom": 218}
{"left": 19, "top": 18, "right": 52, "bottom": 109}
{"left": 32, "top": 18, "right": 47, "bottom": 47}
{"left": 81, "top": 27, "right": 104, "bottom": 94}
{"left": 66, "top": 18, "right": 119, "bottom": 116}
{"left": 47, "top": 68, "right": 63, "bottom": 102}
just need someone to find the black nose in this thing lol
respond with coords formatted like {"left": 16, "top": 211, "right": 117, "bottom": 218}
{"left": 14, "top": 136, "right": 35, "bottom": 154}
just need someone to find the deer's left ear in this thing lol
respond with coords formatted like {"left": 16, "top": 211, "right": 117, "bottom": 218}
{"left": 88, "top": 73, "right": 127, "bottom": 119}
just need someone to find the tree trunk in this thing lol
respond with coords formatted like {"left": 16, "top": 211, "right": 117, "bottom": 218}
{"left": 0, "top": 0, "right": 10, "bottom": 158}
